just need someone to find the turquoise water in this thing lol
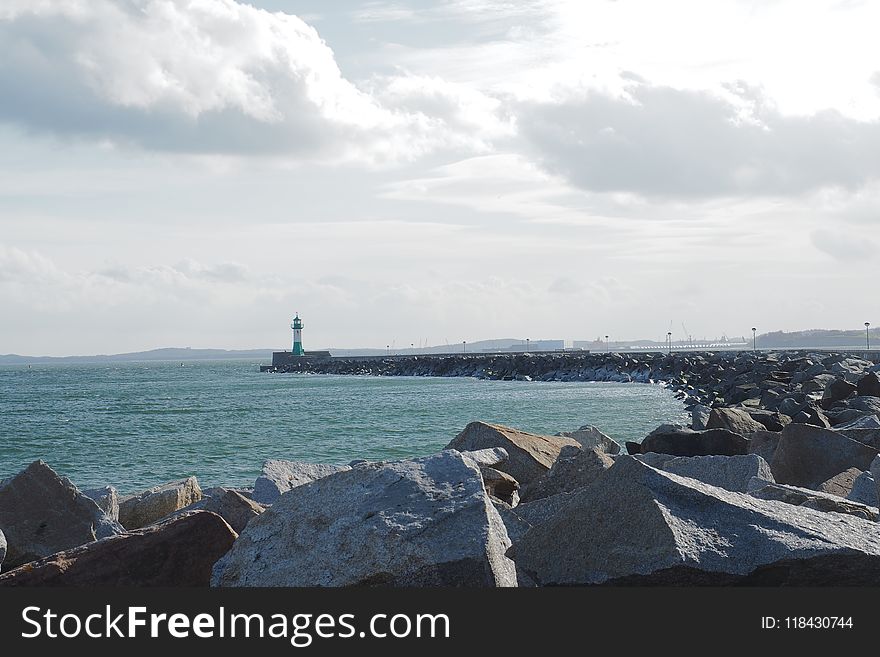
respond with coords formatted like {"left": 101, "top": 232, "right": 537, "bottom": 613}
{"left": 0, "top": 360, "right": 687, "bottom": 493}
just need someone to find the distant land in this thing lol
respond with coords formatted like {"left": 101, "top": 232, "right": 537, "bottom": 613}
{"left": 1, "top": 328, "right": 877, "bottom": 364}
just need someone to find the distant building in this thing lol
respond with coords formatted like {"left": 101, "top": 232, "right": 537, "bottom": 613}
{"left": 503, "top": 339, "right": 573, "bottom": 352}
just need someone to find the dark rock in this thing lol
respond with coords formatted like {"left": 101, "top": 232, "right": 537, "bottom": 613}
{"left": 818, "top": 467, "right": 863, "bottom": 498}
{"left": 481, "top": 467, "right": 520, "bottom": 506}
{"left": 445, "top": 421, "right": 580, "bottom": 485}
{"left": 856, "top": 372, "right": 880, "bottom": 398}
{"left": 0, "top": 461, "right": 124, "bottom": 569}
{"left": 821, "top": 378, "right": 857, "bottom": 407}
{"left": 625, "top": 441, "right": 642, "bottom": 455}
{"left": 769, "top": 423, "right": 879, "bottom": 489}
{"left": 0, "top": 511, "right": 237, "bottom": 587}
{"left": 639, "top": 428, "right": 748, "bottom": 457}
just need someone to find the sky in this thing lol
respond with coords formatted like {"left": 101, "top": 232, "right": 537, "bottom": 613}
{"left": 1, "top": 0, "right": 879, "bottom": 355}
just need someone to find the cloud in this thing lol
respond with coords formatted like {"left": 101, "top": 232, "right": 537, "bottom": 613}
{"left": 810, "top": 229, "right": 877, "bottom": 261}
{"left": 0, "top": 0, "right": 496, "bottom": 162}
{"left": 516, "top": 81, "right": 880, "bottom": 198}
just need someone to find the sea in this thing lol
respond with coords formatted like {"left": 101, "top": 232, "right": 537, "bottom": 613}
{"left": 0, "top": 360, "right": 688, "bottom": 494}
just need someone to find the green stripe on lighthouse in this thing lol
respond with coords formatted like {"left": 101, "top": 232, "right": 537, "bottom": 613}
{"left": 291, "top": 313, "right": 305, "bottom": 356}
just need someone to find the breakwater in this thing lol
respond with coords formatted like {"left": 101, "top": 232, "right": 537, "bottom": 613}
{"left": 263, "top": 350, "right": 880, "bottom": 417}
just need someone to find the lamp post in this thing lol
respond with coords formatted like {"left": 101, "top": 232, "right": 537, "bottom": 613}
{"left": 866, "top": 322, "right": 871, "bottom": 351}
{"left": 463, "top": 341, "right": 466, "bottom": 354}
{"left": 386, "top": 344, "right": 390, "bottom": 356}
{"left": 752, "top": 328, "right": 757, "bottom": 352}
{"left": 667, "top": 331, "right": 672, "bottom": 354}
{"left": 526, "top": 338, "right": 530, "bottom": 353}
{"left": 605, "top": 335, "right": 609, "bottom": 352}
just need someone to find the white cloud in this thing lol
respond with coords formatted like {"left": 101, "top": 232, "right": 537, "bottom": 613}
{"left": 0, "top": 0, "right": 502, "bottom": 162}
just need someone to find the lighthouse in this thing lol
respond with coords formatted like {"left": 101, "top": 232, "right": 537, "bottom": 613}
{"left": 291, "top": 313, "right": 305, "bottom": 355}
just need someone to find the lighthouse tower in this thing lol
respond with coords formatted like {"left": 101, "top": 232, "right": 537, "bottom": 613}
{"left": 291, "top": 313, "right": 305, "bottom": 356}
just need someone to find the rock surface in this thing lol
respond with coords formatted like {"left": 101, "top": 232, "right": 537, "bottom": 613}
{"left": 0, "top": 461, "right": 124, "bottom": 569}
{"left": 847, "top": 470, "right": 878, "bottom": 507}
{"left": 176, "top": 489, "right": 265, "bottom": 534}
{"left": 556, "top": 425, "right": 620, "bottom": 454}
{"left": 118, "top": 477, "right": 202, "bottom": 530}
{"left": 769, "top": 423, "right": 879, "bottom": 489}
{"left": 0, "top": 511, "right": 237, "bottom": 587}
{"left": 212, "top": 451, "right": 517, "bottom": 587}
{"left": 508, "top": 456, "right": 880, "bottom": 585}
{"left": 706, "top": 407, "right": 765, "bottom": 435}
{"left": 749, "top": 481, "right": 877, "bottom": 521}
{"left": 445, "top": 421, "right": 579, "bottom": 485}
{"left": 817, "top": 468, "right": 863, "bottom": 498}
{"left": 252, "top": 460, "right": 351, "bottom": 505}
{"left": 520, "top": 446, "right": 613, "bottom": 502}
{"left": 661, "top": 454, "right": 773, "bottom": 492}
{"left": 0, "top": 528, "right": 6, "bottom": 572}
{"left": 83, "top": 486, "right": 120, "bottom": 522}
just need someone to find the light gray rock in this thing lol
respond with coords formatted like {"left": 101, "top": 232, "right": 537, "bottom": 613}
{"left": 460, "top": 447, "right": 509, "bottom": 468}
{"left": 175, "top": 489, "right": 265, "bottom": 534}
{"left": 212, "top": 451, "right": 517, "bottom": 587}
{"left": 83, "top": 486, "right": 119, "bottom": 522}
{"left": 253, "top": 460, "right": 350, "bottom": 505}
{"left": 818, "top": 467, "right": 863, "bottom": 498}
{"left": 118, "top": 477, "right": 202, "bottom": 530}
{"left": 0, "top": 460, "right": 124, "bottom": 569}
{"left": 769, "top": 423, "right": 879, "bottom": 489}
{"left": 749, "top": 481, "right": 878, "bottom": 521}
{"left": 0, "top": 528, "right": 6, "bottom": 572}
{"left": 691, "top": 404, "right": 711, "bottom": 431}
{"left": 847, "top": 471, "right": 878, "bottom": 507}
{"left": 556, "top": 425, "right": 620, "bottom": 454}
{"left": 521, "top": 446, "right": 613, "bottom": 502}
{"left": 706, "top": 407, "right": 765, "bottom": 435}
{"left": 837, "top": 414, "right": 880, "bottom": 430}
{"left": 508, "top": 456, "right": 880, "bottom": 586}
{"left": 445, "top": 421, "right": 580, "bottom": 485}
{"left": 661, "top": 454, "right": 774, "bottom": 493}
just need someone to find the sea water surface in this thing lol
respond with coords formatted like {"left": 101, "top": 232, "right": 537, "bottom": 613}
{"left": 0, "top": 360, "right": 687, "bottom": 493}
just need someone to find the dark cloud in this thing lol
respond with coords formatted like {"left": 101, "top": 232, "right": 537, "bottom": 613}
{"left": 517, "top": 83, "right": 880, "bottom": 198}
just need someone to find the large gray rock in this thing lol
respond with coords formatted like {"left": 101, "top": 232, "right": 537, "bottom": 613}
{"left": 633, "top": 452, "right": 676, "bottom": 469}
{"left": 848, "top": 470, "right": 878, "bottom": 507}
{"left": 556, "top": 425, "right": 620, "bottom": 455}
{"left": 0, "top": 528, "right": 6, "bottom": 572}
{"left": 638, "top": 427, "right": 748, "bottom": 457}
{"left": 850, "top": 396, "right": 880, "bottom": 415}
{"left": 252, "top": 460, "right": 350, "bottom": 505}
{"left": 837, "top": 428, "right": 880, "bottom": 450}
{"left": 837, "top": 414, "right": 880, "bottom": 430}
{"left": 508, "top": 457, "right": 880, "bottom": 586}
{"left": 748, "top": 430, "right": 781, "bottom": 464}
{"left": 212, "top": 451, "right": 517, "bottom": 587}
{"left": 0, "top": 461, "right": 124, "bottom": 569}
{"left": 661, "top": 454, "right": 773, "bottom": 493}
{"left": 769, "top": 423, "right": 879, "bottom": 489}
{"left": 706, "top": 407, "right": 765, "bottom": 435}
{"left": 0, "top": 511, "right": 237, "bottom": 587}
{"left": 821, "top": 378, "right": 857, "bottom": 405}
{"left": 445, "top": 421, "right": 580, "bottom": 485}
{"left": 118, "top": 477, "right": 202, "bottom": 530}
{"left": 83, "top": 486, "right": 120, "bottom": 522}
{"left": 749, "top": 481, "right": 877, "bottom": 521}
{"left": 520, "top": 446, "right": 613, "bottom": 502}
{"left": 494, "top": 493, "right": 574, "bottom": 543}
{"left": 176, "top": 489, "right": 265, "bottom": 534}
